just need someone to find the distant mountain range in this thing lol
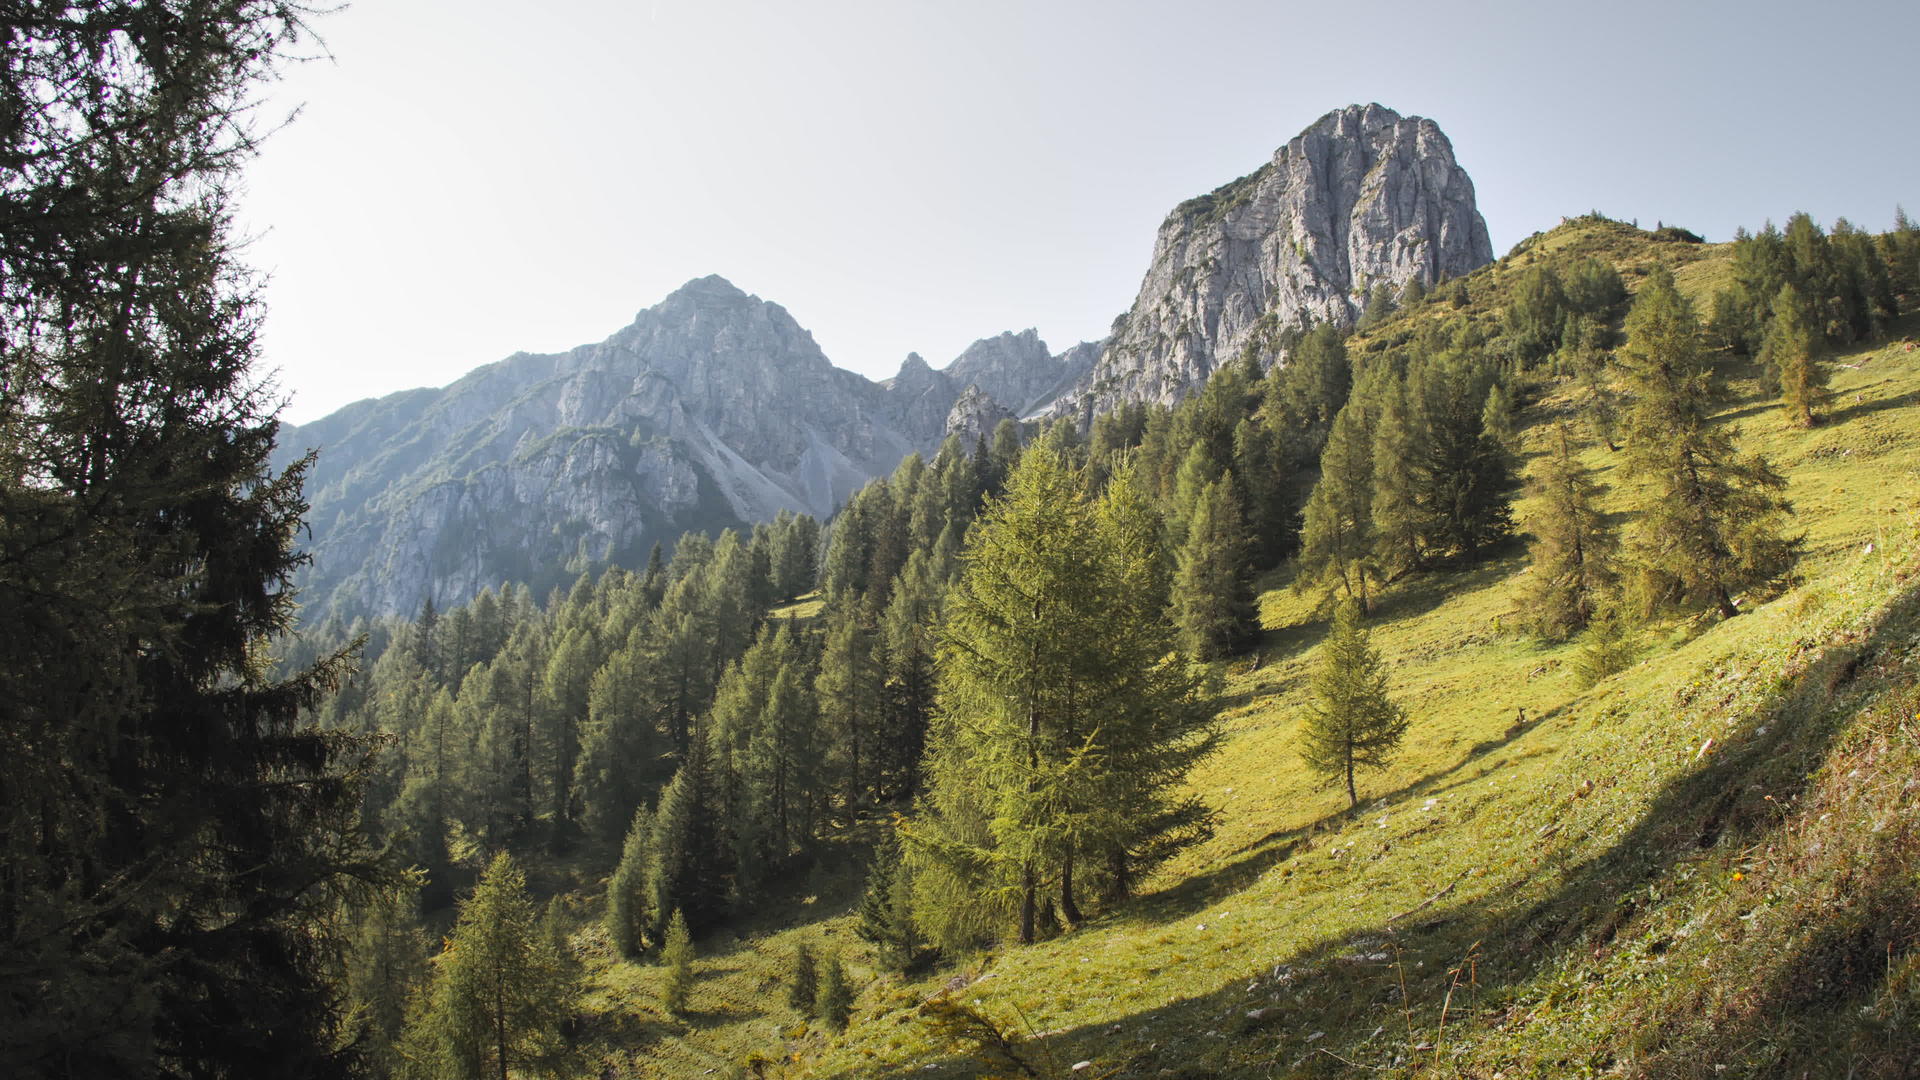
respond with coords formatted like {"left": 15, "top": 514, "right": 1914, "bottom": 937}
{"left": 277, "top": 103, "right": 1491, "bottom": 620}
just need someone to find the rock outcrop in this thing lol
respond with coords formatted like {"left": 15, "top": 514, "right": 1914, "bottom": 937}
{"left": 1054, "top": 104, "right": 1492, "bottom": 420}
{"left": 943, "top": 384, "right": 1015, "bottom": 447}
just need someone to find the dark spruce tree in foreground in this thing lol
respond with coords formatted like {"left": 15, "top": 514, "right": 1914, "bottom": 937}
{"left": 0, "top": 5, "right": 394, "bottom": 1076}
{"left": 856, "top": 829, "right": 923, "bottom": 972}
{"left": 1300, "top": 599, "right": 1409, "bottom": 809}
{"left": 1174, "top": 477, "right": 1260, "bottom": 659}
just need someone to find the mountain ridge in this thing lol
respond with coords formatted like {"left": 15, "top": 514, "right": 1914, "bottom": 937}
{"left": 277, "top": 276, "right": 1087, "bottom": 618}
{"left": 281, "top": 103, "right": 1494, "bottom": 620}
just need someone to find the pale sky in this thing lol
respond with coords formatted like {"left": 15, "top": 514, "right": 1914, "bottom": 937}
{"left": 240, "top": 0, "right": 1920, "bottom": 425}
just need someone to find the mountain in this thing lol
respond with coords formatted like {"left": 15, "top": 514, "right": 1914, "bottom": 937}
{"left": 279, "top": 103, "right": 1492, "bottom": 620}
{"left": 1053, "top": 103, "right": 1493, "bottom": 419}
{"left": 276, "top": 278, "right": 1078, "bottom": 619}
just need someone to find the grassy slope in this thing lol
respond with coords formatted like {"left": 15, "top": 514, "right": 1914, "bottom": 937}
{"left": 569, "top": 223, "right": 1920, "bottom": 1079}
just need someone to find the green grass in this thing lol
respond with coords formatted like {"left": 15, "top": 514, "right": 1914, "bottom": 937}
{"left": 558, "top": 231, "right": 1920, "bottom": 1078}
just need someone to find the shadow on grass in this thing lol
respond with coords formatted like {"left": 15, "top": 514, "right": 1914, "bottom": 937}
{"left": 677, "top": 1002, "right": 760, "bottom": 1031}
{"left": 1824, "top": 381, "right": 1920, "bottom": 426}
{"left": 1126, "top": 696, "right": 1567, "bottom": 924}
{"left": 860, "top": 579, "right": 1920, "bottom": 1079}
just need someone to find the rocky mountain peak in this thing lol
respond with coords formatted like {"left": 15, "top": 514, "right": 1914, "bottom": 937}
{"left": 1052, "top": 103, "right": 1492, "bottom": 419}
{"left": 668, "top": 273, "right": 748, "bottom": 300}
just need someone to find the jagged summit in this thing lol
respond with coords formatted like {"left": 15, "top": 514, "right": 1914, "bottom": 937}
{"left": 1052, "top": 103, "right": 1492, "bottom": 419}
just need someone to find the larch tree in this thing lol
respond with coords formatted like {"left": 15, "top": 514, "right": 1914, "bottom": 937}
{"left": 1368, "top": 374, "right": 1427, "bottom": 581}
{"left": 1520, "top": 424, "right": 1619, "bottom": 640}
{"left": 1617, "top": 267, "right": 1800, "bottom": 619}
{"left": 1298, "top": 397, "right": 1378, "bottom": 606}
{"left": 909, "top": 449, "right": 1217, "bottom": 945}
{"left": 1299, "top": 599, "right": 1409, "bottom": 809}
{"left": 1758, "top": 282, "right": 1829, "bottom": 427}
{"left": 400, "top": 853, "right": 576, "bottom": 1080}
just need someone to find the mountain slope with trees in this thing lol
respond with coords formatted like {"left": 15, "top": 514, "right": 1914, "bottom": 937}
{"left": 306, "top": 211, "right": 1920, "bottom": 1079}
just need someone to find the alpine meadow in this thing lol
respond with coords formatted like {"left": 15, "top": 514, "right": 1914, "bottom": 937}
{"left": 5, "top": 4, "right": 1920, "bottom": 1080}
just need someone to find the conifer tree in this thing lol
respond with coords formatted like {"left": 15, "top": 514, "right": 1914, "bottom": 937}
{"left": 772, "top": 511, "right": 823, "bottom": 601}
{"left": 911, "top": 449, "right": 1216, "bottom": 944}
{"left": 541, "top": 624, "right": 599, "bottom": 841}
{"left": 1505, "top": 264, "right": 1570, "bottom": 364}
{"left": 788, "top": 943, "right": 820, "bottom": 1017}
{"left": 877, "top": 552, "right": 940, "bottom": 800}
{"left": 400, "top": 853, "right": 576, "bottom": 1080}
{"left": 817, "top": 601, "right": 883, "bottom": 808}
{"left": 1173, "top": 478, "right": 1259, "bottom": 659}
{"left": 1409, "top": 353, "right": 1516, "bottom": 559}
{"left": 1571, "top": 334, "right": 1622, "bottom": 452}
{"left": 1759, "top": 282, "right": 1829, "bottom": 426}
{"left": 578, "top": 628, "right": 669, "bottom": 845}
{"left": 344, "top": 890, "right": 430, "bottom": 1075}
{"left": 1369, "top": 376, "right": 1426, "bottom": 580}
{"left": 1231, "top": 415, "right": 1289, "bottom": 564}
{"left": 639, "top": 541, "right": 669, "bottom": 609}
{"left": 1265, "top": 324, "right": 1352, "bottom": 467}
{"left": 815, "top": 952, "right": 854, "bottom": 1031}
{"left": 1088, "top": 467, "right": 1220, "bottom": 904}
{"left": 0, "top": 7, "right": 395, "bottom": 1072}
{"left": 1520, "top": 425, "right": 1619, "bottom": 640}
{"left": 662, "top": 910, "right": 696, "bottom": 1017}
{"left": 1299, "top": 600, "right": 1408, "bottom": 809}
{"left": 647, "top": 736, "right": 730, "bottom": 934}
{"left": 857, "top": 831, "right": 922, "bottom": 973}
{"left": 1298, "top": 398, "right": 1377, "bottom": 605}
{"left": 606, "top": 806, "right": 656, "bottom": 958}
{"left": 642, "top": 572, "right": 720, "bottom": 756}
{"left": 1617, "top": 267, "right": 1799, "bottom": 619}
{"left": 1573, "top": 606, "right": 1636, "bottom": 688}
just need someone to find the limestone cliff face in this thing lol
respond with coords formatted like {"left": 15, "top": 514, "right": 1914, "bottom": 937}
{"left": 1055, "top": 103, "right": 1491, "bottom": 419}
{"left": 278, "top": 279, "right": 1080, "bottom": 619}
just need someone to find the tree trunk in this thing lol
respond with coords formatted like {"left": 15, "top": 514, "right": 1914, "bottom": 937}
{"left": 1717, "top": 587, "right": 1739, "bottom": 620}
{"left": 1059, "top": 855, "right": 1083, "bottom": 928}
{"left": 1345, "top": 756, "right": 1358, "bottom": 809}
{"left": 1019, "top": 864, "right": 1036, "bottom": 945}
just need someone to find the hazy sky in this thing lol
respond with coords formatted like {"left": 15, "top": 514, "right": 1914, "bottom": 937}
{"left": 241, "top": 0, "right": 1920, "bottom": 424}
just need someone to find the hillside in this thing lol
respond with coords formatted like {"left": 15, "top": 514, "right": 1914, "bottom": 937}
{"left": 552, "top": 220, "right": 1920, "bottom": 1079}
